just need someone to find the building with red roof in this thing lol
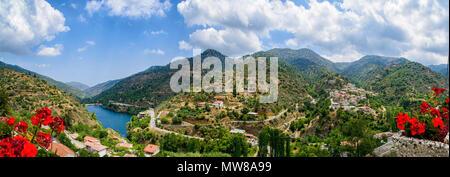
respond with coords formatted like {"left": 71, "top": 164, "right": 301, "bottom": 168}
{"left": 50, "top": 142, "right": 76, "bottom": 157}
{"left": 144, "top": 144, "right": 160, "bottom": 157}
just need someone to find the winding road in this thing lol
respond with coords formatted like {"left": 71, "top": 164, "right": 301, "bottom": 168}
{"left": 148, "top": 109, "right": 204, "bottom": 140}
{"left": 146, "top": 109, "right": 287, "bottom": 141}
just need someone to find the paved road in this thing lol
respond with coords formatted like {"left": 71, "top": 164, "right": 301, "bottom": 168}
{"left": 197, "top": 110, "right": 289, "bottom": 125}
{"left": 148, "top": 109, "right": 204, "bottom": 140}
{"left": 146, "top": 109, "right": 287, "bottom": 142}
{"left": 64, "top": 131, "right": 86, "bottom": 149}
{"left": 110, "top": 101, "right": 137, "bottom": 107}
{"left": 265, "top": 110, "right": 288, "bottom": 122}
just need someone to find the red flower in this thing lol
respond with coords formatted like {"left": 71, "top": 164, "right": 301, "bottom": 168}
{"left": 6, "top": 117, "right": 15, "bottom": 126}
{"left": 433, "top": 87, "right": 446, "bottom": 96}
{"left": 419, "top": 102, "right": 431, "bottom": 114}
{"left": 31, "top": 116, "right": 39, "bottom": 126}
{"left": 409, "top": 117, "right": 418, "bottom": 124}
{"left": 432, "top": 117, "right": 444, "bottom": 129}
{"left": 59, "top": 125, "right": 66, "bottom": 133}
{"left": 0, "top": 138, "right": 14, "bottom": 157}
{"left": 443, "top": 107, "right": 449, "bottom": 113}
{"left": 430, "top": 108, "right": 441, "bottom": 117}
{"left": 446, "top": 97, "right": 449, "bottom": 104}
{"left": 43, "top": 116, "right": 53, "bottom": 126}
{"left": 20, "top": 142, "right": 37, "bottom": 157}
{"left": 0, "top": 135, "right": 36, "bottom": 157}
{"left": 31, "top": 107, "right": 54, "bottom": 126}
{"left": 410, "top": 121, "right": 426, "bottom": 136}
{"left": 36, "top": 132, "right": 51, "bottom": 149}
{"left": 15, "top": 121, "right": 28, "bottom": 133}
{"left": 396, "top": 113, "right": 411, "bottom": 130}
{"left": 50, "top": 117, "right": 65, "bottom": 133}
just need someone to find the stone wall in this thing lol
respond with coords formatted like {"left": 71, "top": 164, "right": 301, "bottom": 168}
{"left": 389, "top": 134, "right": 449, "bottom": 157}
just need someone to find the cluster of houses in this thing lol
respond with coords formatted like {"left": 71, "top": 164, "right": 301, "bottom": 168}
{"left": 137, "top": 109, "right": 153, "bottom": 118}
{"left": 84, "top": 136, "right": 108, "bottom": 157}
{"left": 230, "top": 128, "right": 257, "bottom": 146}
{"left": 198, "top": 96, "right": 227, "bottom": 108}
{"left": 52, "top": 129, "right": 159, "bottom": 157}
{"left": 329, "top": 83, "right": 376, "bottom": 115}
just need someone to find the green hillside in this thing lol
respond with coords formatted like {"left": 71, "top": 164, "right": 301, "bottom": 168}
{"left": 0, "top": 61, "right": 87, "bottom": 99}
{"left": 428, "top": 64, "right": 449, "bottom": 77}
{"left": 0, "top": 68, "right": 98, "bottom": 127}
{"left": 84, "top": 79, "right": 121, "bottom": 97}
{"left": 363, "top": 62, "right": 449, "bottom": 102}
{"left": 89, "top": 49, "right": 310, "bottom": 114}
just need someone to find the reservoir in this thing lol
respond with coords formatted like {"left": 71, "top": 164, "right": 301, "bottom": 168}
{"left": 86, "top": 105, "right": 131, "bottom": 137}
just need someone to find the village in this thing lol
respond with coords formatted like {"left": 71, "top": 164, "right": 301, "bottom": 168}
{"left": 45, "top": 82, "right": 382, "bottom": 158}
{"left": 45, "top": 129, "right": 160, "bottom": 157}
{"left": 329, "top": 83, "right": 377, "bottom": 115}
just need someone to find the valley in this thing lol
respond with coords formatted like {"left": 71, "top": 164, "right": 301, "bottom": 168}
{"left": 1, "top": 48, "right": 448, "bottom": 157}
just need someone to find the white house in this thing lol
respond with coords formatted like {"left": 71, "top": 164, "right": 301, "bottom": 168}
{"left": 85, "top": 141, "right": 107, "bottom": 157}
{"left": 212, "top": 101, "right": 224, "bottom": 108}
{"left": 230, "top": 128, "right": 246, "bottom": 134}
{"left": 138, "top": 109, "right": 152, "bottom": 118}
{"left": 84, "top": 136, "right": 107, "bottom": 157}
{"left": 144, "top": 144, "right": 160, "bottom": 157}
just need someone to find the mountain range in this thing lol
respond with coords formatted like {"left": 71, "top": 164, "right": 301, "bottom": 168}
{"left": 0, "top": 68, "right": 98, "bottom": 127}
{"left": 1, "top": 48, "right": 448, "bottom": 113}
{"left": 66, "top": 81, "right": 90, "bottom": 91}
{"left": 428, "top": 64, "right": 449, "bottom": 77}
{"left": 0, "top": 61, "right": 88, "bottom": 99}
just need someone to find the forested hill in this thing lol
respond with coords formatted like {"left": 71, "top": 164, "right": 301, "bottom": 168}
{"left": 254, "top": 48, "right": 347, "bottom": 94}
{"left": 334, "top": 55, "right": 449, "bottom": 102}
{"left": 84, "top": 79, "right": 121, "bottom": 97}
{"left": 0, "top": 61, "right": 87, "bottom": 99}
{"left": 66, "top": 82, "right": 89, "bottom": 91}
{"left": 88, "top": 49, "right": 311, "bottom": 114}
{"left": 357, "top": 62, "right": 449, "bottom": 102}
{"left": 0, "top": 68, "right": 98, "bottom": 127}
{"left": 259, "top": 49, "right": 448, "bottom": 103}
{"left": 428, "top": 64, "right": 449, "bottom": 77}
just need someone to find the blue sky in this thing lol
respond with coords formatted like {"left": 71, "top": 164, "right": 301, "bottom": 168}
{"left": 0, "top": 0, "right": 448, "bottom": 86}
{"left": 1, "top": 0, "right": 195, "bottom": 86}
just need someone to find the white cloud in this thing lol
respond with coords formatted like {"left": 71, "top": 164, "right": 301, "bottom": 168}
{"left": 285, "top": 39, "right": 298, "bottom": 48}
{"left": 86, "top": 41, "right": 96, "bottom": 45}
{"left": 144, "top": 49, "right": 165, "bottom": 55}
{"left": 189, "top": 28, "right": 262, "bottom": 57}
{"left": 0, "top": 57, "right": 4, "bottom": 62}
{"left": 323, "top": 46, "right": 365, "bottom": 63}
{"left": 71, "top": 3, "right": 77, "bottom": 9}
{"left": 0, "top": 0, "right": 69, "bottom": 55}
{"left": 77, "top": 41, "right": 96, "bottom": 52}
{"left": 85, "top": 0, "right": 172, "bottom": 19}
{"left": 36, "top": 64, "right": 50, "bottom": 68}
{"left": 85, "top": 0, "right": 103, "bottom": 15}
{"left": 178, "top": 40, "right": 192, "bottom": 51}
{"left": 79, "top": 14, "right": 87, "bottom": 23}
{"left": 37, "top": 44, "right": 63, "bottom": 56}
{"left": 177, "top": 0, "right": 449, "bottom": 64}
{"left": 144, "top": 29, "right": 167, "bottom": 36}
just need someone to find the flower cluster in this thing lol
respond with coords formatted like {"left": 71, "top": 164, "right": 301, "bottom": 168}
{"left": 396, "top": 88, "right": 449, "bottom": 141}
{"left": 396, "top": 113, "right": 426, "bottom": 136}
{"left": 0, "top": 135, "right": 37, "bottom": 157}
{"left": 0, "top": 107, "right": 65, "bottom": 157}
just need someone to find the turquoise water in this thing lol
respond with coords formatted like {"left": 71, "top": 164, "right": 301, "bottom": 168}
{"left": 86, "top": 105, "right": 131, "bottom": 137}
